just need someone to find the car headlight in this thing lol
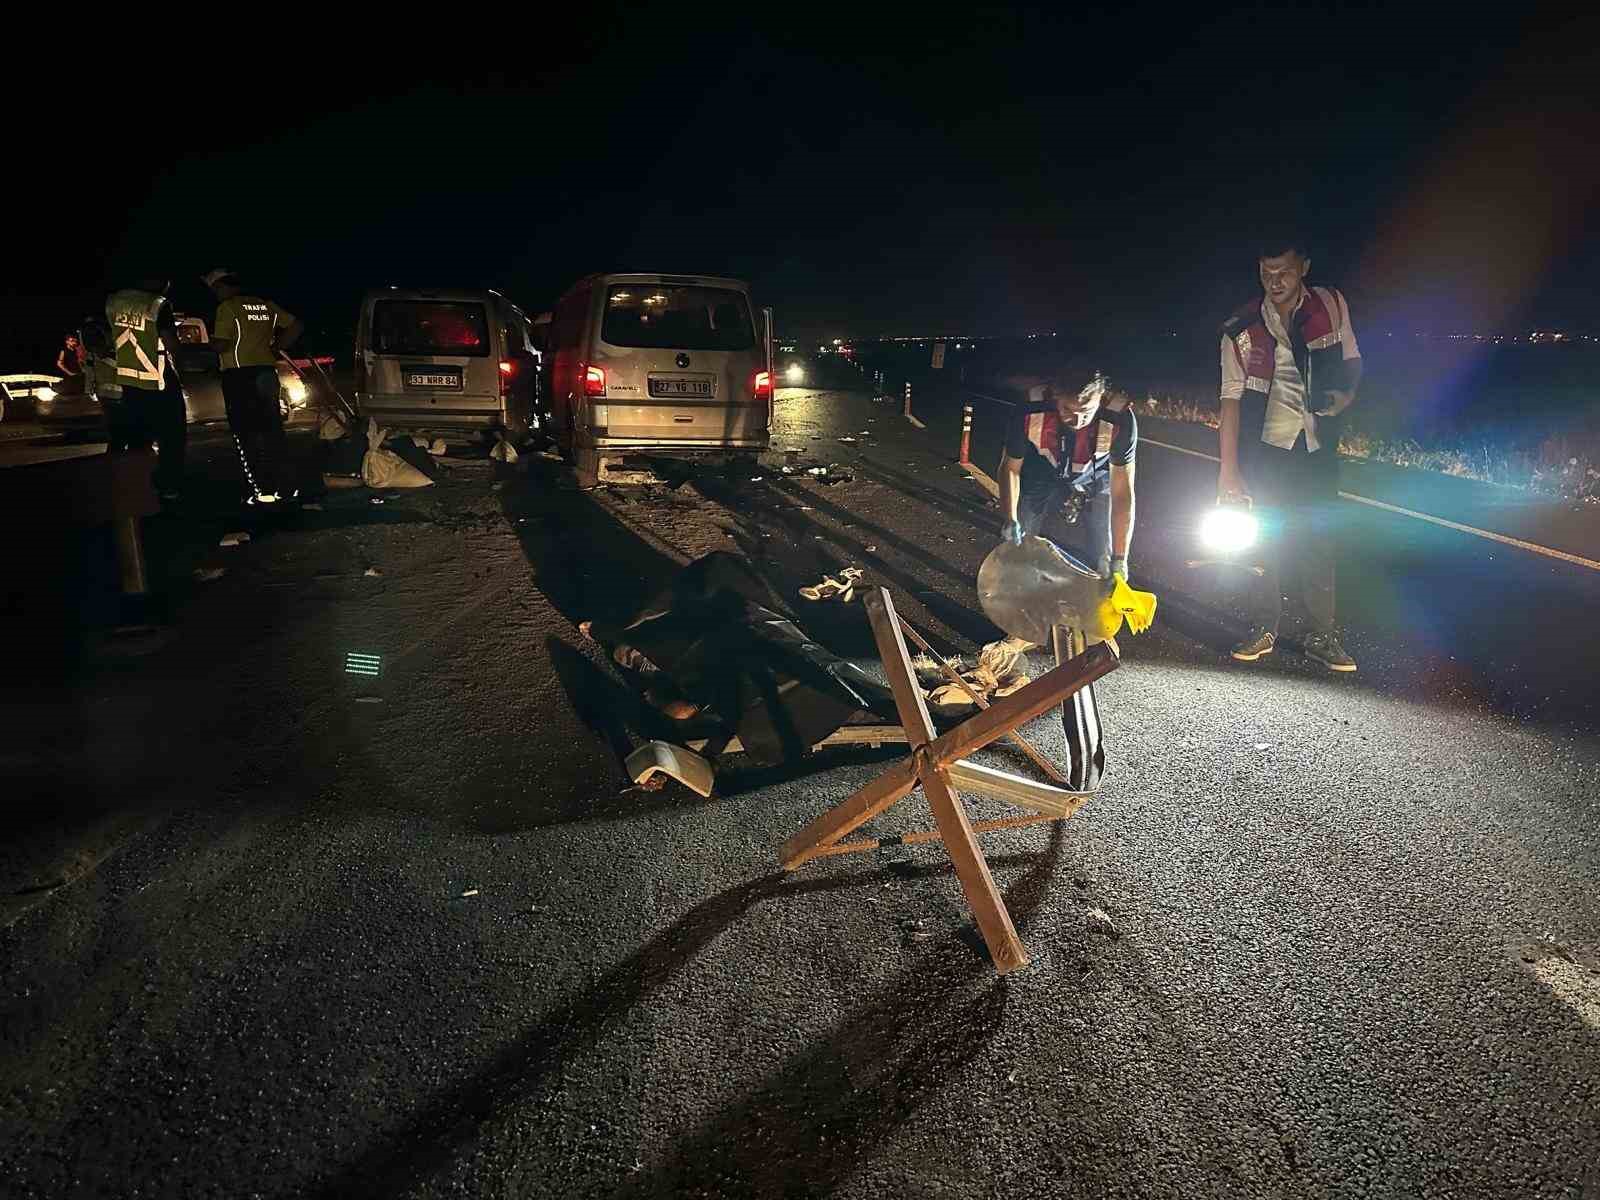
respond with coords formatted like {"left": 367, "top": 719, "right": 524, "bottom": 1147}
{"left": 1199, "top": 505, "right": 1259, "bottom": 553}
{"left": 785, "top": 363, "right": 805, "bottom": 384}
{"left": 283, "top": 377, "right": 308, "bottom": 405}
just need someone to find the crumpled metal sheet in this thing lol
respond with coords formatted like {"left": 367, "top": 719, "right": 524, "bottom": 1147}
{"left": 977, "top": 536, "right": 1110, "bottom": 645}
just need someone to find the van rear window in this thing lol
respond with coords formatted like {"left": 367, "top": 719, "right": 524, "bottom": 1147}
{"left": 601, "top": 285, "right": 755, "bottom": 352}
{"left": 372, "top": 300, "right": 490, "bottom": 357}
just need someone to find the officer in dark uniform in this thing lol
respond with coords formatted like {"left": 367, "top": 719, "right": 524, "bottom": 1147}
{"left": 996, "top": 373, "right": 1138, "bottom": 791}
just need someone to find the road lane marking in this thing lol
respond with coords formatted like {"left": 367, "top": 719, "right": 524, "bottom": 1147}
{"left": 1142, "top": 437, "right": 1219, "bottom": 464}
{"left": 1141, "top": 437, "right": 1600, "bottom": 574}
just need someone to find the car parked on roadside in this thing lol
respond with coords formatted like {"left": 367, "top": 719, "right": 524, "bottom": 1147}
{"left": 543, "top": 273, "right": 773, "bottom": 487}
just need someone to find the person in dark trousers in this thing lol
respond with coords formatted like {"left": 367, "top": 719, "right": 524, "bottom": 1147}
{"left": 1217, "top": 236, "right": 1363, "bottom": 672}
{"left": 997, "top": 372, "right": 1138, "bottom": 791}
{"left": 105, "top": 280, "right": 187, "bottom": 500}
{"left": 204, "top": 268, "right": 304, "bottom": 505}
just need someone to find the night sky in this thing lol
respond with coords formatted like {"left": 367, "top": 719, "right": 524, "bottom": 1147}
{"left": 8, "top": 5, "right": 1596, "bottom": 366}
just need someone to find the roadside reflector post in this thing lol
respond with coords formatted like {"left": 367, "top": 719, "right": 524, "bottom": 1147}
{"left": 959, "top": 402, "right": 973, "bottom": 465}
{"left": 903, "top": 380, "right": 912, "bottom": 419}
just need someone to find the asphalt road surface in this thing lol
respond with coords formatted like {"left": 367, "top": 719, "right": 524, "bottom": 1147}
{"left": 2, "top": 380, "right": 1596, "bottom": 1198}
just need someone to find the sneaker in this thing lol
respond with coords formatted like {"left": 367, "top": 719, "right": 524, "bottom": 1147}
{"left": 1231, "top": 628, "right": 1276, "bottom": 661}
{"left": 1303, "top": 632, "right": 1357, "bottom": 673}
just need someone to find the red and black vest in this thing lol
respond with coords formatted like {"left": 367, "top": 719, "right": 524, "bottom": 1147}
{"left": 1221, "top": 285, "right": 1355, "bottom": 455}
{"left": 1021, "top": 409, "right": 1113, "bottom": 487}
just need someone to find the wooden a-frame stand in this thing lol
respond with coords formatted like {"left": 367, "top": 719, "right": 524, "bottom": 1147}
{"left": 779, "top": 587, "right": 1119, "bottom": 974}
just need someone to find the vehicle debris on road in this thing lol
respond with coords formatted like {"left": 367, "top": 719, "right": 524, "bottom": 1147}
{"left": 219, "top": 532, "right": 250, "bottom": 547}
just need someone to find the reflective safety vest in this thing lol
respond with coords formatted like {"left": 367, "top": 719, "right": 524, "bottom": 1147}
{"left": 106, "top": 288, "right": 169, "bottom": 391}
{"left": 1221, "top": 285, "right": 1355, "bottom": 455}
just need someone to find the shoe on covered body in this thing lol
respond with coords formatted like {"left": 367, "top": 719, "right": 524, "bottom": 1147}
{"left": 1231, "top": 628, "right": 1276, "bottom": 662}
{"left": 1302, "top": 631, "right": 1357, "bottom": 673}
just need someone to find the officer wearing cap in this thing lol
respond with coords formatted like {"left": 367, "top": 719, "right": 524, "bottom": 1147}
{"left": 204, "top": 269, "right": 304, "bottom": 505}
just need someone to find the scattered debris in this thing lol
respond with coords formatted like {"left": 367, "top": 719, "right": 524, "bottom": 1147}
{"left": 807, "top": 466, "right": 829, "bottom": 476}
{"left": 219, "top": 531, "right": 250, "bottom": 547}
{"left": 301, "top": 501, "right": 324, "bottom": 511}
{"left": 362, "top": 418, "right": 436, "bottom": 488}
{"left": 799, "top": 566, "right": 863, "bottom": 602}
{"left": 625, "top": 741, "right": 715, "bottom": 797}
{"left": 411, "top": 435, "right": 430, "bottom": 449}
{"left": 461, "top": 888, "right": 480, "bottom": 898}
{"left": 354, "top": 696, "right": 383, "bottom": 704}
{"left": 750, "top": 475, "right": 764, "bottom": 482}
{"left": 837, "top": 436, "right": 858, "bottom": 443}
{"left": 364, "top": 567, "right": 384, "bottom": 578}
{"left": 429, "top": 438, "right": 448, "bottom": 457}
{"left": 1255, "top": 742, "right": 1272, "bottom": 751}
{"left": 369, "top": 497, "right": 385, "bottom": 505}
{"left": 1084, "top": 907, "right": 1120, "bottom": 939}
{"left": 490, "top": 438, "right": 519, "bottom": 463}
{"left": 865, "top": 544, "right": 878, "bottom": 552}
{"left": 192, "top": 567, "right": 226, "bottom": 582}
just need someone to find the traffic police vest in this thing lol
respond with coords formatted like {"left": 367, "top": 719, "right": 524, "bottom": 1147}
{"left": 106, "top": 289, "right": 168, "bottom": 391}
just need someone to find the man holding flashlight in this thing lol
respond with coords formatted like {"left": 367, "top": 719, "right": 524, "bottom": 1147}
{"left": 1218, "top": 236, "right": 1362, "bottom": 671}
{"left": 997, "top": 372, "right": 1137, "bottom": 790}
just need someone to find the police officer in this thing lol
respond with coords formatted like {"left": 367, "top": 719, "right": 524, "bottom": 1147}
{"left": 105, "top": 280, "right": 186, "bottom": 500}
{"left": 996, "top": 372, "right": 1138, "bottom": 791}
{"left": 203, "top": 269, "right": 304, "bottom": 505}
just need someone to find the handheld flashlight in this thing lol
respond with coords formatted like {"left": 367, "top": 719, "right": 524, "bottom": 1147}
{"left": 1198, "top": 498, "right": 1259, "bottom": 554}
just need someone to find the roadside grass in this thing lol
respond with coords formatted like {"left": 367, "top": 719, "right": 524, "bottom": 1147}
{"left": 1138, "top": 390, "right": 1600, "bottom": 505}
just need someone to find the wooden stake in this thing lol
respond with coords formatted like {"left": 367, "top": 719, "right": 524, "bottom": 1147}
{"left": 925, "top": 644, "right": 1117, "bottom": 768}
{"left": 775, "top": 587, "right": 1119, "bottom": 975}
{"left": 808, "top": 813, "right": 1058, "bottom": 858}
{"left": 898, "top": 621, "right": 1070, "bottom": 788}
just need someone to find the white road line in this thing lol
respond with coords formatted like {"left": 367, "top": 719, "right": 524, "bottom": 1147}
{"left": 1141, "top": 437, "right": 1600, "bottom": 573}
{"left": 1142, "top": 437, "right": 1219, "bottom": 463}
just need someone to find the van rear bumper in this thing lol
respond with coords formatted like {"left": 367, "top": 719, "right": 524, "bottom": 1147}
{"left": 591, "top": 435, "right": 769, "bottom": 451}
{"left": 358, "top": 398, "right": 505, "bottom": 431}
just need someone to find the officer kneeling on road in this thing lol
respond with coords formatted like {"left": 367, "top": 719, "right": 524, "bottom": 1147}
{"left": 203, "top": 269, "right": 304, "bottom": 507}
{"left": 996, "top": 372, "right": 1137, "bottom": 791}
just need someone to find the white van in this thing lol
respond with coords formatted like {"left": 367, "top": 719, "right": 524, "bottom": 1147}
{"left": 545, "top": 273, "right": 772, "bottom": 486}
{"left": 354, "top": 288, "right": 540, "bottom": 440}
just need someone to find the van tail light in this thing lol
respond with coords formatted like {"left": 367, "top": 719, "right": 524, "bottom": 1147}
{"left": 499, "top": 360, "right": 514, "bottom": 375}
{"left": 498, "top": 359, "right": 514, "bottom": 399}
{"left": 583, "top": 365, "right": 607, "bottom": 397}
{"left": 752, "top": 370, "right": 773, "bottom": 401}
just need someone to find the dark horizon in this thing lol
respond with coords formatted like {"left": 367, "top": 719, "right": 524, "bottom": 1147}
{"left": 8, "top": 7, "right": 1597, "bottom": 367}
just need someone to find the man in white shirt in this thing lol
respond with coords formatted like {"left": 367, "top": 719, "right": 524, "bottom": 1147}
{"left": 1217, "top": 237, "right": 1363, "bottom": 672}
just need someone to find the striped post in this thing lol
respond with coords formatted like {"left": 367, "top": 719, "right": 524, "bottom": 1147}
{"left": 959, "top": 402, "right": 973, "bottom": 464}
{"left": 903, "top": 380, "right": 912, "bottom": 419}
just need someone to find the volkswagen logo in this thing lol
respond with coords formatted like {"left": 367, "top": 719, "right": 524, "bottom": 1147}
{"left": 676, "top": 353, "right": 691, "bottom": 369}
